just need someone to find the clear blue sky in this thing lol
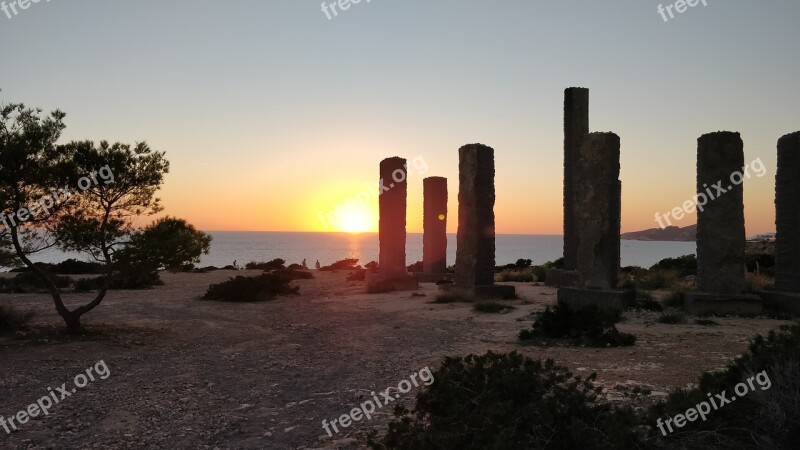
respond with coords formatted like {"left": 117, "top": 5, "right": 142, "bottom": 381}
{"left": 2, "top": 0, "right": 798, "bottom": 234}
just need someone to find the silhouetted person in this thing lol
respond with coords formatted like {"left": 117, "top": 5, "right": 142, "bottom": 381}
{"left": 315, "top": 260, "right": 321, "bottom": 270}
{"left": 302, "top": 259, "right": 307, "bottom": 269}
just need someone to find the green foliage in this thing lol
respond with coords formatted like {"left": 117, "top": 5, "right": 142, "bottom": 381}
{"left": 637, "top": 269, "right": 682, "bottom": 290}
{"left": 10, "top": 259, "right": 104, "bottom": 274}
{"left": 201, "top": 274, "right": 299, "bottom": 302}
{"left": 371, "top": 351, "right": 643, "bottom": 450}
{"left": 519, "top": 301, "right": 635, "bottom": 347}
{"left": 648, "top": 325, "right": 800, "bottom": 449}
{"left": 496, "top": 267, "right": 537, "bottom": 282}
{"left": 0, "top": 304, "right": 35, "bottom": 334}
{"left": 473, "top": 301, "right": 514, "bottom": 313}
{"left": 649, "top": 254, "right": 697, "bottom": 277}
{"left": 633, "top": 291, "right": 664, "bottom": 311}
{"left": 245, "top": 258, "right": 286, "bottom": 271}
{"left": 118, "top": 217, "right": 211, "bottom": 271}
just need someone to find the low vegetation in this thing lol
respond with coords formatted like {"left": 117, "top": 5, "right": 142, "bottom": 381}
{"left": 201, "top": 274, "right": 299, "bottom": 302}
{"left": 519, "top": 301, "right": 636, "bottom": 347}
{"left": 245, "top": 258, "right": 286, "bottom": 271}
{"left": 0, "top": 305, "right": 35, "bottom": 334}
{"left": 369, "top": 351, "right": 642, "bottom": 449}
{"left": 657, "top": 311, "right": 688, "bottom": 324}
{"left": 373, "top": 326, "right": 800, "bottom": 450}
{"left": 319, "top": 258, "right": 360, "bottom": 272}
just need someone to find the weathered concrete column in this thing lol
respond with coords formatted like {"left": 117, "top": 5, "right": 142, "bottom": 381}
{"left": 366, "top": 157, "right": 418, "bottom": 293}
{"left": 696, "top": 132, "right": 746, "bottom": 294}
{"left": 776, "top": 132, "right": 800, "bottom": 292}
{"left": 422, "top": 176, "right": 448, "bottom": 277}
{"left": 547, "top": 87, "right": 588, "bottom": 287}
{"left": 378, "top": 157, "right": 408, "bottom": 276}
{"left": 563, "top": 87, "right": 590, "bottom": 271}
{"left": 687, "top": 132, "right": 761, "bottom": 315}
{"left": 442, "top": 144, "right": 514, "bottom": 298}
{"left": 574, "top": 132, "right": 621, "bottom": 290}
{"left": 557, "top": 132, "right": 633, "bottom": 311}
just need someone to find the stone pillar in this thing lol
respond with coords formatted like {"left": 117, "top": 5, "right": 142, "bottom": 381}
{"left": 696, "top": 132, "right": 746, "bottom": 294}
{"left": 366, "top": 157, "right": 419, "bottom": 293}
{"left": 574, "top": 132, "right": 621, "bottom": 290}
{"left": 563, "top": 87, "right": 590, "bottom": 271}
{"left": 776, "top": 131, "right": 800, "bottom": 292}
{"left": 557, "top": 132, "right": 633, "bottom": 311}
{"left": 442, "top": 144, "right": 514, "bottom": 298}
{"left": 378, "top": 157, "right": 408, "bottom": 276}
{"left": 422, "top": 177, "right": 448, "bottom": 277}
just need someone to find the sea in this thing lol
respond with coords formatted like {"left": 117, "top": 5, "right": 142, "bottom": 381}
{"left": 22, "top": 232, "right": 696, "bottom": 270}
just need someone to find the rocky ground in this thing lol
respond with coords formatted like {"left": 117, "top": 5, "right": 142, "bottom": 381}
{"left": 0, "top": 270, "right": 791, "bottom": 449}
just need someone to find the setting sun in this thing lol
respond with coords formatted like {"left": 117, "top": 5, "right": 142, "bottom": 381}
{"left": 337, "top": 207, "right": 374, "bottom": 233}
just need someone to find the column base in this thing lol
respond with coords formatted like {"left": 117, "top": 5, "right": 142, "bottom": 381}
{"left": 755, "top": 291, "right": 800, "bottom": 315}
{"left": 365, "top": 272, "right": 419, "bottom": 294}
{"left": 685, "top": 293, "right": 763, "bottom": 316}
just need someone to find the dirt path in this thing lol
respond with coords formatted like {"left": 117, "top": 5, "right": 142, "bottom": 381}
{"left": 0, "top": 270, "right": 790, "bottom": 449}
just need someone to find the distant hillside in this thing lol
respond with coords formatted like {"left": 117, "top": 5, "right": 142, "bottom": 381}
{"left": 621, "top": 225, "right": 696, "bottom": 242}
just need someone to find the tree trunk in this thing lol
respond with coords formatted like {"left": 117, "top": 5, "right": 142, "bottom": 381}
{"left": 63, "top": 312, "right": 82, "bottom": 335}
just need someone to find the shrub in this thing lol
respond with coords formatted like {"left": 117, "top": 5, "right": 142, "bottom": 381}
{"left": 633, "top": 291, "right": 664, "bottom": 311}
{"left": 647, "top": 325, "right": 800, "bottom": 449}
{"left": 319, "top": 258, "right": 359, "bottom": 272}
{"left": 638, "top": 269, "right": 682, "bottom": 290}
{"left": 365, "top": 261, "right": 378, "bottom": 272}
{"left": 107, "top": 265, "right": 162, "bottom": 290}
{"left": 0, "top": 305, "right": 35, "bottom": 334}
{"left": 201, "top": 274, "right": 299, "bottom": 302}
{"left": 496, "top": 267, "right": 537, "bottom": 282}
{"left": 519, "top": 301, "right": 635, "bottom": 347}
{"left": 473, "top": 301, "right": 514, "bottom": 313}
{"left": 12, "top": 271, "right": 71, "bottom": 292}
{"left": 245, "top": 258, "right": 286, "bottom": 271}
{"left": 370, "top": 351, "right": 643, "bottom": 449}
{"left": 287, "top": 263, "right": 303, "bottom": 270}
{"left": 51, "top": 259, "right": 104, "bottom": 274}
{"left": 663, "top": 290, "right": 685, "bottom": 309}
{"left": 73, "top": 278, "right": 98, "bottom": 292}
{"left": 745, "top": 272, "right": 775, "bottom": 292}
{"left": 657, "top": 311, "right": 688, "bottom": 324}
{"left": 407, "top": 261, "right": 423, "bottom": 272}
{"left": 650, "top": 254, "right": 697, "bottom": 277}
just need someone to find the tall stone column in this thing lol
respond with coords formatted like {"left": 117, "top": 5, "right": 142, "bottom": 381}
{"left": 776, "top": 131, "right": 800, "bottom": 292}
{"left": 442, "top": 144, "right": 514, "bottom": 299}
{"left": 563, "top": 87, "right": 590, "bottom": 271}
{"left": 574, "top": 133, "right": 620, "bottom": 290}
{"left": 378, "top": 157, "right": 408, "bottom": 276}
{"left": 422, "top": 176, "right": 448, "bottom": 277}
{"left": 557, "top": 132, "right": 633, "bottom": 311}
{"left": 696, "top": 132, "right": 746, "bottom": 294}
{"left": 366, "top": 157, "right": 418, "bottom": 293}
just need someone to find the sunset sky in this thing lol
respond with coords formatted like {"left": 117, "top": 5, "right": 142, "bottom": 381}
{"left": 2, "top": 1, "right": 798, "bottom": 235}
